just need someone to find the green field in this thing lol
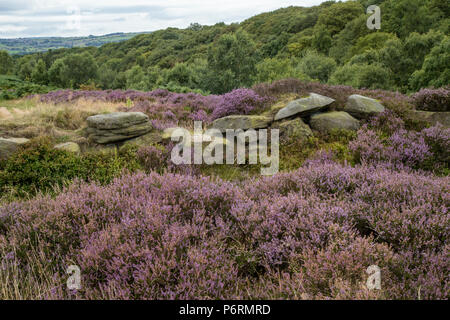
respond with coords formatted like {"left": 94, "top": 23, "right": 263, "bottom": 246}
{"left": 0, "top": 32, "right": 151, "bottom": 55}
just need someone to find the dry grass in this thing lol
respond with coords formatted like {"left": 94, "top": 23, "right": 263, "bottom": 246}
{"left": 0, "top": 97, "right": 122, "bottom": 142}
{"left": 0, "top": 245, "right": 66, "bottom": 300}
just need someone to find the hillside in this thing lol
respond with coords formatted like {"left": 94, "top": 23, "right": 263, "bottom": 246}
{"left": 0, "top": 0, "right": 448, "bottom": 97}
{"left": 0, "top": 0, "right": 449, "bottom": 301}
{"left": 0, "top": 32, "right": 150, "bottom": 55}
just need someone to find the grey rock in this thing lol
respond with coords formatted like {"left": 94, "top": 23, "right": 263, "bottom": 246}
{"left": 271, "top": 118, "right": 313, "bottom": 143}
{"left": 54, "top": 142, "right": 81, "bottom": 154}
{"left": 0, "top": 137, "right": 30, "bottom": 160}
{"left": 212, "top": 115, "right": 272, "bottom": 132}
{"left": 120, "top": 131, "right": 164, "bottom": 150}
{"left": 344, "top": 94, "right": 385, "bottom": 119}
{"left": 86, "top": 112, "right": 153, "bottom": 144}
{"left": 86, "top": 112, "right": 149, "bottom": 130}
{"left": 310, "top": 112, "right": 360, "bottom": 133}
{"left": 274, "top": 93, "right": 335, "bottom": 121}
{"left": 410, "top": 110, "right": 450, "bottom": 128}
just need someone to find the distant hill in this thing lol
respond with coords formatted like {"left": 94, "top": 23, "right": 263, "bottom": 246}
{"left": 1, "top": 0, "right": 448, "bottom": 94}
{"left": 0, "top": 32, "right": 151, "bottom": 55}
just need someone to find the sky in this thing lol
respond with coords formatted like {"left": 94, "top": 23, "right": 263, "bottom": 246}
{"left": 0, "top": 0, "right": 327, "bottom": 38}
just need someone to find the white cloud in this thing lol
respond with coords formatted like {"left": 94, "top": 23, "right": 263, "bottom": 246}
{"left": 0, "top": 0, "right": 327, "bottom": 38}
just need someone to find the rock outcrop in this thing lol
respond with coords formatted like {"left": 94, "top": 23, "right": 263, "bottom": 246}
{"left": 120, "top": 131, "right": 164, "bottom": 150}
{"left": 0, "top": 137, "right": 30, "bottom": 160}
{"left": 86, "top": 112, "right": 152, "bottom": 144}
{"left": 310, "top": 112, "right": 360, "bottom": 133}
{"left": 344, "top": 94, "right": 385, "bottom": 119}
{"left": 271, "top": 118, "right": 313, "bottom": 143}
{"left": 274, "top": 93, "right": 335, "bottom": 121}
{"left": 409, "top": 110, "right": 450, "bottom": 128}
{"left": 212, "top": 115, "right": 272, "bottom": 131}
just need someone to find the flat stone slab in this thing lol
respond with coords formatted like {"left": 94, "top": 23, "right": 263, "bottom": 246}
{"left": 86, "top": 112, "right": 153, "bottom": 144}
{"left": 86, "top": 112, "right": 149, "bottom": 130}
{"left": 310, "top": 111, "right": 360, "bottom": 133}
{"left": 274, "top": 93, "right": 335, "bottom": 121}
{"left": 0, "top": 137, "right": 30, "bottom": 160}
{"left": 344, "top": 94, "right": 385, "bottom": 119}
{"left": 212, "top": 115, "right": 272, "bottom": 131}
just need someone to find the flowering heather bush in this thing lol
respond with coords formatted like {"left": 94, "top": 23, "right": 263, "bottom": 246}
{"left": 211, "top": 88, "right": 269, "bottom": 120}
{"left": 252, "top": 79, "right": 414, "bottom": 113}
{"left": 136, "top": 146, "right": 167, "bottom": 173}
{"left": 0, "top": 162, "right": 448, "bottom": 300}
{"left": 412, "top": 87, "right": 450, "bottom": 112}
{"left": 367, "top": 110, "right": 405, "bottom": 135}
{"left": 35, "top": 88, "right": 267, "bottom": 127}
{"left": 350, "top": 112, "right": 449, "bottom": 172}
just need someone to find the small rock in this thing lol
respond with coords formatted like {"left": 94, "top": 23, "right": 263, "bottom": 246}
{"left": 271, "top": 118, "right": 313, "bottom": 143}
{"left": 54, "top": 142, "right": 81, "bottom": 154}
{"left": 310, "top": 112, "right": 360, "bottom": 133}
{"left": 344, "top": 95, "right": 385, "bottom": 119}
{"left": 274, "top": 93, "right": 335, "bottom": 121}
{"left": 212, "top": 115, "right": 272, "bottom": 132}
{"left": 0, "top": 137, "right": 30, "bottom": 160}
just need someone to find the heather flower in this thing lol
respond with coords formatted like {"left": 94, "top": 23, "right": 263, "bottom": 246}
{"left": 0, "top": 162, "right": 447, "bottom": 300}
{"left": 412, "top": 87, "right": 450, "bottom": 112}
{"left": 211, "top": 88, "right": 268, "bottom": 120}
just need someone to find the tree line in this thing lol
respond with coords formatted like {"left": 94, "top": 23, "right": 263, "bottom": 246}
{"left": 0, "top": 0, "right": 448, "bottom": 94}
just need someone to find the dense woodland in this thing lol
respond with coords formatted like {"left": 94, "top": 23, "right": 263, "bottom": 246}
{"left": 0, "top": 0, "right": 448, "bottom": 95}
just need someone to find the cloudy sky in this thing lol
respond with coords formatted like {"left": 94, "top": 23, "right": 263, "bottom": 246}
{"left": 0, "top": 0, "right": 326, "bottom": 38}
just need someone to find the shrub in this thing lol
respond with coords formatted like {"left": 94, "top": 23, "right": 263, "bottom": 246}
{"left": 411, "top": 87, "right": 450, "bottom": 112}
{"left": 0, "top": 139, "right": 141, "bottom": 198}
{"left": 329, "top": 63, "right": 394, "bottom": 90}
{"left": 0, "top": 163, "right": 447, "bottom": 299}
{"left": 137, "top": 145, "right": 168, "bottom": 173}
{"left": 211, "top": 88, "right": 268, "bottom": 120}
{"left": 298, "top": 51, "right": 337, "bottom": 82}
{"left": 0, "top": 138, "right": 84, "bottom": 197}
{"left": 349, "top": 120, "right": 448, "bottom": 173}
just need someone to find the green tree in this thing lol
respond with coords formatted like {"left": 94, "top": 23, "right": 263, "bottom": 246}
{"left": 167, "top": 63, "right": 193, "bottom": 88}
{"left": 312, "top": 26, "right": 332, "bottom": 55}
{"left": 48, "top": 52, "right": 98, "bottom": 88}
{"left": 299, "top": 51, "right": 337, "bottom": 82}
{"left": 16, "top": 56, "right": 36, "bottom": 81}
{"left": 125, "top": 65, "right": 148, "bottom": 91}
{"left": 378, "top": 38, "right": 411, "bottom": 89}
{"left": 0, "top": 50, "right": 13, "bottom": 74}
{"left": 409, "top": 37, "right": 450, "bottom": 90}
{"left": 146, "top": 66, "right": 163, "bottom": 90}
{"left": 48, "top": 59, "right": 65, "bottom": 87}
{"left": 31, "top": 59, "right": 48, "bottom": 85}
{"left": 382, "top": 0, "right": 441, "bottom": 39}
{"left": 98, "top": 64, "right": 116, "bottom": 89}
{"left": 403, "top": 30, "right": 444, "bottom": 75}
{"left": 256, "top": 58, "right": 292, "bottom": 83}
{"left": 350, "top": 32, "right": 397, "bottom": 57}
{"left": 316, "top": 1, "right": 364, "bottom": 35}
{"left": 329, "top": 62, "right": 393, "bottom": 90}
{"left": 207, "top": 30, "right": 259, "bottom": 93}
